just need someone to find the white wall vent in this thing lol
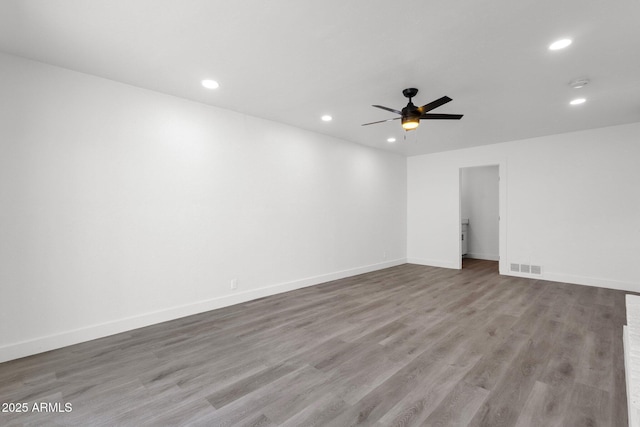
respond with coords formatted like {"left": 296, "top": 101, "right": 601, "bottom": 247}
{"left": 511, "top": 263, "right": 543, "bottom": 276}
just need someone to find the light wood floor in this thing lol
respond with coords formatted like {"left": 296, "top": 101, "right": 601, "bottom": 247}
{"left": 0, "top": 260, "right": 629, "bottom": 426}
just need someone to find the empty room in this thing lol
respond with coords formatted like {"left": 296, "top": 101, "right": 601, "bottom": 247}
{"left": 1, "top": 1, "right": 639, "bottom": 426}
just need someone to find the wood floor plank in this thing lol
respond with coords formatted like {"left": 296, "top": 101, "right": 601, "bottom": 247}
{"left": 204, "top": 365, "right": 325, "bottom": 426}
{"left": 377, "top": 364, "right": 475, "bottom": 426}
{"left": 323, "top": 350, "right": 451, "bottom": 426}
{"left": 279, "top": 392, "right": 349, "bottom": 427}
{"left": 462, "top": 331, "right": 531, "bottom": 392}
{"left": 561, "top": 382, "right": 611, "bottom": 427}
{"left": 0, "top": 259, "right": 630, "bottom": 426}
{"left": 421, "top": 381, "right": 490, "bottom": 427}
{"left": 466, "top": 317, "right": 564, "bottom": 427}
{"left": 513, "top": 381, "right": 557, "bottom": 427}
{"left": 513, "top": 318, "right": 589, "bottom": 427}
{"left": 206, "top": 363, "right": 301, "bottom": 409}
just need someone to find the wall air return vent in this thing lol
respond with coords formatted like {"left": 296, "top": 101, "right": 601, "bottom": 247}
{"left": 509, "top": 262, "right": 542, "bottom": 276}
{"left": 511, "top": 263, "right": 542, "bottom": 276}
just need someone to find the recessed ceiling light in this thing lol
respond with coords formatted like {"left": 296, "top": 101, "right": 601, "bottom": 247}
{"left": 549, "top": 39, "right": 572, "bottom": 50}
{"left": 387, "top": 137, "right": 396, "bottom": 143}
{"left": 201, "top": 79, "right": 219, "bottom": 89}
{"left": 321, "top": 115, "right": 332, "bottom": 122}
{"left": 570, "top": 98, "right": 586, "bottom": 105}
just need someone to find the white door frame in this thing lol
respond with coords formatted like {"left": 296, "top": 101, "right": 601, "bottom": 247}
{"left": 458, "top": 161, "right": 507, "bottom": 274}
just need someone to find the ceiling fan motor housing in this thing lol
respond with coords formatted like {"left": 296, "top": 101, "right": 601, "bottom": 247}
{"left": 402, "top": 103, "right": 421, "bottom": 119}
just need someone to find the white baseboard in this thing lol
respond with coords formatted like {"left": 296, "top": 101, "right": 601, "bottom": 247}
{"left": 465, "top": 253, "right": 500, "bottom": 261}
{"left": 540, "top": 271, "right": 640, "bottom": 293}
{"left": 0, "top": 258, "right": 407, "bottom": 363}
{"left": 406, "top": 257, "right": 459, "bottom": 269}
{"left": 504, "top": 270, "right": 640, "bottom": 293}
{"left": 407, "top": 258, "right": 639, "bottom": 293}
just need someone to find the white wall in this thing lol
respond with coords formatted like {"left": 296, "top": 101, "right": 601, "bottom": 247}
{"left": 408, "top": 122, "right": 640, "bottom": 291}
{"left": 461, "top": 165, "right": 499, "bottom": 261}
{"left": 0, "top": 53, "right": 407, "bottom": 362}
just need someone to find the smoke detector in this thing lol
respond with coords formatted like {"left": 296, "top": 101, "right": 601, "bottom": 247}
{"left": 569, "top": 78, "right": 590, "bottom": 89}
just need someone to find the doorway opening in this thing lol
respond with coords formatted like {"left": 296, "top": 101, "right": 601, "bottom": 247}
{"left": 459, "top": 165, "right": 500, "bottom": 271}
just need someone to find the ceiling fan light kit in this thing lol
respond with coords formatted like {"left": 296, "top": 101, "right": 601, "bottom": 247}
{"left": 362, "top": 88, "right": 463, "bottom": 132}
{"left": 402, "top": 116, "right": 420, "bottom": 130}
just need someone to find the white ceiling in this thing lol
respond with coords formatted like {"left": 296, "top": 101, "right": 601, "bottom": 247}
{"left": 1, "top": 0, "right": 639, "bottom": 156}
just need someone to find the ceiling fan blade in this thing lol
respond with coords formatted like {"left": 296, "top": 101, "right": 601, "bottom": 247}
{"left": 420, "top": 113, "right": 463, "bottom": 120}
{"left": 361, "top": 117, "right": 401, "bottom": 126}
{"left": 372, "top": 105, "right": 402, "bottom": 115}
{"left": 418, "top": 96, "right": 452, "bottom": 114}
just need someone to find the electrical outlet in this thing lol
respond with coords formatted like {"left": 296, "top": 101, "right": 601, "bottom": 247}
{"left": 230, "top": 279, "right": 238, "bottom": 290}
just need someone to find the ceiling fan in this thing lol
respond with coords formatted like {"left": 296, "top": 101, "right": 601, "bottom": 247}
{"left": 362, "top": 88, "right": 463, "bottom": 131}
